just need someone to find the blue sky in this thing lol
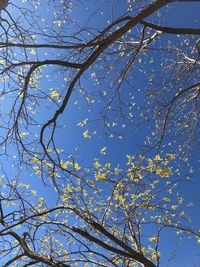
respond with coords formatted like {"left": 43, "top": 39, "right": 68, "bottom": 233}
{"left": 52, "top": 2, "right": 200, "bottom": 265}
{"left": 1, "top": 0, "right": 200, "bottom": 266}
{"left": 44, "top": 1, "right": 200, "bottom": 265}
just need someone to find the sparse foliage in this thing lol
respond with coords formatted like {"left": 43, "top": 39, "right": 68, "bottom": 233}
{"left": 0, "top": 0, "right": 199, "bottom": 266}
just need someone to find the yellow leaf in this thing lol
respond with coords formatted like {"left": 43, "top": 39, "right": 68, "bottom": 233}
{"left": 100, "top": 146, "right": 106, "bottom": 155}
{"left": 30, "top": 49, "right": 36, "bottom": 55}
{"left": 166, "top": 153, "right": 176, "bottom": 159}
{"left": 19, "top": 132, "right": 29, "bottom": 138}
{"left": 156, "top": 167, "right": 171, "bottom": 178}
{"left": 149, "top": 236, "right": 157, "bottom": 242}
{"left": 154, "top": 154, "right": 162, "bottom": 161}
{"left": 94, "top": 160, "right": 101, "bottom": 169}
{"left": 95, "top": 171, "right": 106, "bottom": 180}
{"left": 83, "top": 130, "right": 91, "bottom": 139}
{"left": 50, "top": 90, "right": 59, "bottom": 99}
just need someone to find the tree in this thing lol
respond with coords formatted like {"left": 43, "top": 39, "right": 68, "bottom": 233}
{"left": 0, "top": 0, "right": 199, "bottom": 266}
{"left": 0, "top": 0, "right": 8, "bottom": 10}
{"left": 1, "top": 154, "right": 199, "bottom": 267}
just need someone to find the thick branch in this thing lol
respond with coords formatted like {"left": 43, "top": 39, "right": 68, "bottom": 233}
{"left": 39, "top": 0, "right": 170, "bottom": 151}
{"left": 141, "top": 21, "right": 200, "bottom": 35}
{"left": 1, "top": 59, "right": 83, "bottom": 74}
{"left": 3, "top": 254, "right": 26, "bottom": 267}
{"left": 71, "top": 226, "right": 156, "bottom": 267}
{"left": 5, "top": 230, "right": 70, "bottom": 267}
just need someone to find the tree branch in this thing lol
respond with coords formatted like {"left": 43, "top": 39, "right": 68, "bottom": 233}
{"left": 141, "top": 21, "right": 200, "bottom": 35}
{"left": 71, "top": 226, "right": 156, "bottom": 267}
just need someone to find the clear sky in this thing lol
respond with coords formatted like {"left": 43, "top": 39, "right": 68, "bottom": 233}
{"left": 1, "top": 0, "right": 200, "bottom": 266}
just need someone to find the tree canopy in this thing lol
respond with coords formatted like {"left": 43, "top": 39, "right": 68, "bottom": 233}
{"left": 0, "top": 0, "right": 199, "bottom": 266}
